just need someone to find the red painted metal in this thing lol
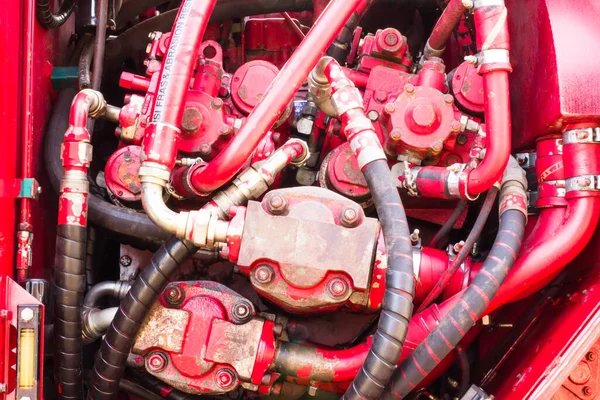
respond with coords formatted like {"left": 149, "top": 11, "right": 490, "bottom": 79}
{"left": 507, "top": 0, "right": 600, "bottom": 150}
{"left": 104, "top": 145, "right": 143, "bottom": 202}
{"left": 427, "top": 0, "right": 468, "bottom": 55}
{"left": 142, "top": 0, "right": 218, "bottom": 169}
{"left": 188, "top": 0, "right": 365, "bottom": 195}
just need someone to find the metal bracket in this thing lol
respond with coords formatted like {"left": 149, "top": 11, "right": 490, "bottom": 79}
{"left": 563, "top": 127, "right": 600, "bottom": 144}
{"left": 0, "top": 178, "right": 41, "bottom": 200}
{"left": 565, "top": 175, "right": 600, "bottom": 192}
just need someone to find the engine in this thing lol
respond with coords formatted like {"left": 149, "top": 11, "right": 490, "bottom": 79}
{"left": 5, "top": 0, "right": 600, "bottom": 399}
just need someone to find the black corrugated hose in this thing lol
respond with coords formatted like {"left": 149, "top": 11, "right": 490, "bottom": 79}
{"left": 55, "top": 224, "right": 88, "bottom": 399}
{"left": 326, "top": 0, "right": 373, "bottom": 63}
{"left": 342, "top": 159, "right": 415, "bottom": 400}
{"left": 36, "top": 0, "right": 76, "bottom": 29}
{"left": 88, "top": 238, "right": 197, "bottom": 399}
{"left": 384, "top": 208, "right": 526, "bottom": 398}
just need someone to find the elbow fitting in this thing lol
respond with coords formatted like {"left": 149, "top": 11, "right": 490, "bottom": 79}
{"left": 139, "top": 161, "right": 230, "bottom": 247}
{"left": 83, "top": 280, "right": 132, "bottom": 310}
{"left": 79, "top": 89, "right": 107, "bottom": 119}
{"left": 308, "top": 57, "right": 336, "bottom": 116}
{"left": 82, "top": 307, "right": 118, "bottom": 344}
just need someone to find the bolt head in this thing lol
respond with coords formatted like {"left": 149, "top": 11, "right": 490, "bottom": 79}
{"left": 328, "top": 278, "right": 349, "bottom": 298}
{"left": 587, "top": 352, "right": 597, "bottom": 361}
{"left": 456, "top": 134, "right": 468, "bottom": 145}
{"left": 165, "top": 285, "right": 185, "bottom": 306}
{"left": 577, "top": 130, "right": 589, "bottom": 140}
{"left": 232, "top": 301, "right": 253, "bottom": 323}
{"left": 255, "top": 265, "right": 274, "bottom": 284}
{"left": 384, "top": 103, "right": 396, "bottom": 114}
{"left": 199, "top": 143, "right": 212, "bottom": 156}
{"left": 211, "top": 98, "right": 224, "bottom": 109}
{"left": 583, "top": 386, "right": 593, "bottom": 396}
{"left": 216, "top": 369, "right": 236, "bottom": 389}
{"left": 390, "top": 128, "right": 403, "bottom": 141}
{"left": 340, "top": 207, "right": 360, "bottom": 227}
{"left": 384, "top": 33, "right": 399, "bottom": 46}
{"left": 367, "top": 110, "right": 379, "bottom": 122}
{"left": 147, "top": 353, "right": 167, "bottom": 372}
{"left": 120, "top": 255, "right": 132, "bottom": 267}
{"left": 20, "top": 308, "right": 34, "bottom": 322}
{"left": 404, "top": 83, "right": 415, "bottom": 94}
{"left": 267, "top": 194, "right": 288, "bottom": 215}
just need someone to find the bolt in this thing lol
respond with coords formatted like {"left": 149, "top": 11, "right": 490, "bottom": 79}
{"left": 211, "top": 98, "right": 224, "bottom": 110}
{"left": 462, "top": 0, "right": 474, "bottom": 8}
{"left": 327, "top": 278, "right": 349, "bottom": 298}
{"left": 232, "top": 300, "right": 253, "bottom": 323}
{"left": 516, "top": 373, "right": 523, "bottom": 380}
{"left": 147, "top": 352, "right": 167, "bottom": 372}
{"left": 20, "top": 308, "right": 34, "bottom": 322}
{"left": 308, "top": 385, "right": 318, "bottom": 396}
{"left": 165, "top": 285, "right": 185, "bottom": 306}
{"left": 447, "top": 377, "right": 459, "bottom": 388}
{"left": 384, "top": 103, "right": 396, "bottom": 114}
{"left": 410, "top": 229, "right": 420, "bottom": 245}
{"left": 583, "top": 386, "right": 593, "bottom": 396}
{"left": 181, "top": 108, "right": 203, "bottom": 133}
{"left": 390, "top": 128, "right": 403, "bottom": 141}
{"left": 367, "top": 110, "right": 379, "bottom": 122}
{"left": 199, "top": 143, "right": 212, "bottom": 156}
{"left": 587, "top": 352, "right": 597, "bottom": 361}
{"left": 431, "top": 139, "right": 444, "bottom": 153}
{"left": 404, "top": 83, "right": 415, "bottom": 94}
{"left": 453, "top": 240, "right": 466, "bottom": 253}
{"left": 216, "top": 369, "right": 236, "bottom": 389}
{"left": 456, "top": 134, "right": 468, "bottom": 145}
{"left": 375, "top": 91, "right": 388, "bottom": 103}
{"left": 464, "top": 55, "right": 478, "bottom": 65}
{"left": 148, "top": 31, "right": 157, "bottom": 40}
{"left": 120, "top": 255, "right": 132, "bottom": 267}
{"left": 255, "top": 265, "right": 274, "bottom": 284}
{"left": 444, "top": 94, "right": 454, "bottom": 105}
{"left": 267, "top": 194, "right": 288, "bottom": 215}
{"left": 340, "top": 207, "right": 360, "bottom": 227}
{"left": 220, "top": 125, "right": 232, "bottom": 136}
{"left": 517, "top": 155, "right": 529, "bottom": 165}
{"left": 384, "top": 32, "right": 399, "bottom": 46}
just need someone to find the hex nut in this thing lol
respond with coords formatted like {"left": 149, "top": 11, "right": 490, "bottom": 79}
{"left": 20, "top": 308, "right": 34, "bottom": 322}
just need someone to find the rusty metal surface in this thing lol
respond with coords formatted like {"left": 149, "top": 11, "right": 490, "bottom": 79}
{"left": 237, "top": 187, "right": 380, "bottom": 312}
{"left": 133, "top": 304, "right": 189, "bottom": 354}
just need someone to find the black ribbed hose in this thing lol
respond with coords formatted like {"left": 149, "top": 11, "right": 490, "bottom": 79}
{"left": 326, "top": 0, "right": 373, "bottom": 63}
{"left": 55, "top": 225, "right": 87, "bottom": 399}
{"left": 343, "top": 159, "right": 414, "bottom": 400}
{"left": 88, "top": 238, "right": 197, "bottom": 399}
{"left": 36, "top": 0, "right": 76, "bottom": 29}
{"left": 384, "top": 209, "right": 526, "bottom": 399}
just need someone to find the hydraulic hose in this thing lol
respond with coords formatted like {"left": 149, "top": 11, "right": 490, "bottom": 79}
{"left": 385, "top": 209, "right": 526, "bottom": 398}
{"left": 88, "top": 238, "right": 197, "bottom": 399}
{"left": 45, "top": 89, "right": 171, "bottom": 243}
{"left": 428, "top": 200, "right": 467, "bottom": 249}
{"left": 309, "top": 57, "right": 415, "bottom": 400}
{"left": 35, "top": 0, "right": 76, "bottom": 29}
{"left": 54, "top": 225, "right": 87, "bottom": 399}
{"left": 326, "top": 0, "right": 369, "bottom": 63}
{"left": 418, "top": 188, "right": 497, "bottom": 313}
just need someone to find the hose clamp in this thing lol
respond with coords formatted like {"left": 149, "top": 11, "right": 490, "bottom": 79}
{"left": 476, "top": 49, "right": 510, "bottom": 66}
{"left": 565, "top": 175, "right": 600, "bottom": 192}
{"left": 563, "top": 127, "right": 600, "bottom": 144}
{"left": 473, "top": 0, "right": 505, "bottom": 9}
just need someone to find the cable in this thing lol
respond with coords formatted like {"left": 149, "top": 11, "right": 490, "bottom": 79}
{"left": 417, "top": 189, "right": 497, "bottom": 313}
{"left": 91, "top": 0, "right": 109, "bottom": 90}
{"left": 428, "top": 200, "right": 467, "bottom": 249}
{"left": 36, "top": 0, "right": 76, "bottom": 29}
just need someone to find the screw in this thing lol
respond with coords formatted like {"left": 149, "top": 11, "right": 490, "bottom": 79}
{"left": 255, "top": 265, "right": 274, "bottom": 284}
{"left": 453, "top": 240, "right": 466, "bottom": 253}
{"left": 220, "top": 125, "right": 232, "bottom": 136}
{"left": 267, "top": 194, "right": 288, "bottom": 215}
{"left": 147, "top": 352, "right": 167, "bottom": 372}
{"left": 444, "top": 94, "right": 454, "bottom": 105}
{"left": 340, "top": 207, "right": 360, "bottom": 227}
{"left": 587, "top": 352, "right": 597, "bottom": 361}
{"left": 20, "top": 308, "right": 34, "bottom": 322}
{"left": 165, "top": 285, "right": 185, "bottom": 306}
{"left": 375, "top": 91, "right": 388, "bottom": 103}
{"left": 583, "top": 386, "right": 593, "bottom": 396}
{"left": 308, "top": 384, "right": 318, "bottom": 396}
{"left": 404, "top": 83, "right": 415, "bottom": 94}
{"left": 120, "top": 255, "right": 132, "bottom": 267}
{"left": 367, "top": 110, "right": 380, "bottom": 122}
{"left": 462, "top": 0, "right": 474, "bottom": 8}
{"left": 216, "top": 369, "right": 236, "bottom": 389}
{"left": 232, "top": 300, "right": 253, "bottom": 323}
{"left": 447, "top": 377, "right": 459, "bottom": 388}
{"left": 327, "top": 278, "right": 349, "bottom": 298}
{"left": 148, "top": 31, "right": 157, "bottom": 40}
